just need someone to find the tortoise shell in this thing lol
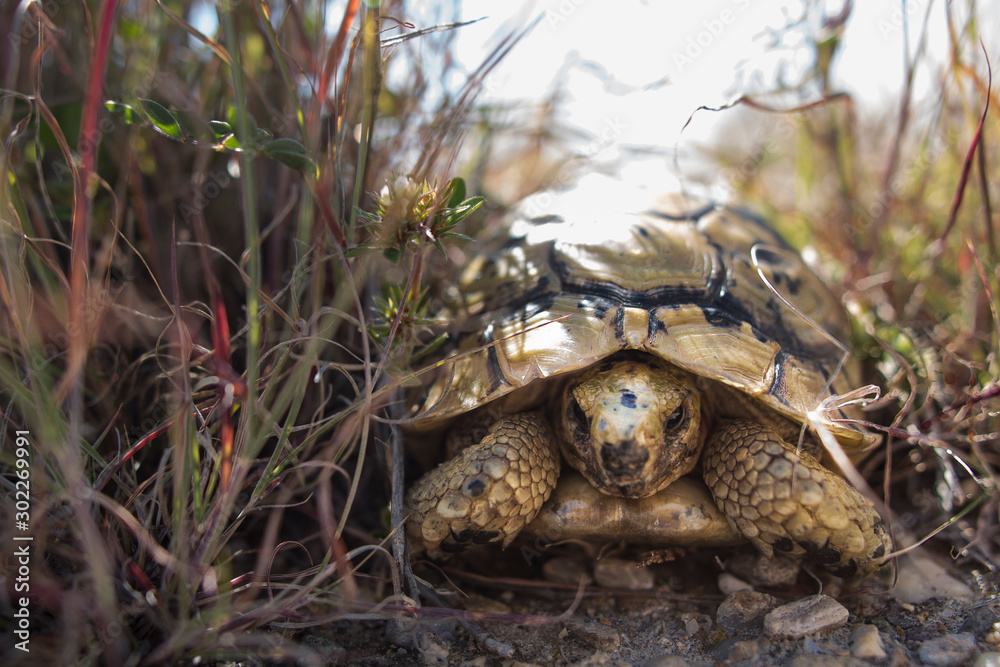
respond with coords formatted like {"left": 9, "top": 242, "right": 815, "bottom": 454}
{"left": 410, "top": 179, "right": 874, "bottom": 454}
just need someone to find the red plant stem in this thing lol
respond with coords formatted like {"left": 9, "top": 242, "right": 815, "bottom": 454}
{"left": 937, "top": 47, "right": 991, "bottom": 246}
{"left": 316, "top": 0, "right": 360, "bottom": 128}
{"left": 60, "top": 0, "right": 121, "bottom": 407}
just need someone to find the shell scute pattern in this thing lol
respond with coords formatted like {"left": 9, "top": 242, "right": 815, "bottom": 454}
{"left": 411, "top": 189, "right": 867, "bottom": 452}
{"left": 404, "top": 181, "right": 890, "bottom": 576}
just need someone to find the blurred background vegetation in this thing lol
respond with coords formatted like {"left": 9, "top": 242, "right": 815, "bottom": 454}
{"left": 0, "top": 0, "right": 996, "bottom": 663}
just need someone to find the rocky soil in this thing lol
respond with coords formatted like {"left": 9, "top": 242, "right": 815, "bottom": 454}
{"left": 295, "top": 541, "right": 1000, "bottom": 667}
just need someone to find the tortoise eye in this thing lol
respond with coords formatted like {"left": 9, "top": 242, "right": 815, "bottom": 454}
{"left": 567, "top": 399, "right": 590, "bottom": 440}
{"left": 663, "top": 406, "right": 686, "bottom": 434}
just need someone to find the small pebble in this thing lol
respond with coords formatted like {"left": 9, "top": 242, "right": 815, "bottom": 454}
{"left": 717, "top": 572, "right": 753, "bottom": 595}
{"left": 716, "top": 590, "right": 779, "bottom": 632}
{"left": 680, "top": 612, "right": 711, "bottom": 637}
{"left": 764, "top": 595, "right": 849, "bottom": 640}
{"left": 918, "top": 633, "right": 978, "bottom": 666}
{"left": 889, "top": 646, "right": 909, "bottom": 667}
{"left": 892, "top": 552, "right": 974, "bottom": 604}
{"left": 727, "top": 638, "right": 762, "bottom": 662}
{"left": 593, "top": 557, "right": 655, "bottom": 590}
{"left": 729, "top": 552, "right": 800, "bottom": 587}
{"left": 851, "top": 624, "right": 887, "bottom": 659}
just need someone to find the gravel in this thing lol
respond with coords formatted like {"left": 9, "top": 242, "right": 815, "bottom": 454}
{"left": 763, "top": 595, "right": 850, "bottom": 640}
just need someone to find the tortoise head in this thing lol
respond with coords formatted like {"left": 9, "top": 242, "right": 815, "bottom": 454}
{"left": 558, "top": 356, "right": 703, "bottom": 498}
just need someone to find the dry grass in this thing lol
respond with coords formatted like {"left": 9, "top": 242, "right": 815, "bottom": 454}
{"left": 0, "top": 1, "right": 508, "bottom": 663}
{"left": 706, "top": 2, "right": 999, "bottom": 591}
{"left": 0, "top": 1, "right": 997, "bottom": 664}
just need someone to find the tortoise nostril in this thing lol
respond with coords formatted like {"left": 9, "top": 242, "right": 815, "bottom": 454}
{"left": 601, "top": 441, "right": 649, "bottom": 476}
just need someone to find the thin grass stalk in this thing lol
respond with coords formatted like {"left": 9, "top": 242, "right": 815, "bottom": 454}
{"left": 53, "top": 0, "right": 126, "bottom": 656}
{"left": 252, "top": 0, "right": 309, "bottom": 149}
{"left": 348, "top": 5, "right": 382, "bottom": 234}
{"left": 220, "top": 2, "right": 262, "bottom": 467}
{"left": 60, "top": 0, "right": 120, "bottom": 407}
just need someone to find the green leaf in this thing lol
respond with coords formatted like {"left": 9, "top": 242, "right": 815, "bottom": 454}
{"left": 411, "top": 332, "right": 449, "bottom": 362}
{"left": 344, "top": 244, "right": 381, "bottom": 258}
{"left": 439, "top": 232, "right": 472, "bottom": 241}
{"left": 141, "top": 100, "right": 183, "bottom": 139}
{"left": 353, "top": 207, "right": 382, "bottom": 227}
{"left": 439, "top": 196, "right": 485, "bottom": 229}
{"left": 222, "top": 134, "right": 242, "bottom": 150}
{"left": 260, "top": 138, "right": 314, "bottom": 171}
{"left": 104, "top": 100, "right": 143, "bottom": 125}
{"left": 262, "top": 145, "right": 315, "bottom": 172}
{"left": 262, "top": 138, "right": 308, "bottom": 155}
{"left": 209, "top": 120, "right": 233, "bottom": 140}
{"left": 446, "top": 177, "right": 466, "bottom": 208}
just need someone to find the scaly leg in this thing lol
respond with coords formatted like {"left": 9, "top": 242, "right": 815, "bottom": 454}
{"left": 405, "top": 412, "right": 560, "bottom": 559}
{"left": 703, "top": 420, "right": 892, "bottom": 578}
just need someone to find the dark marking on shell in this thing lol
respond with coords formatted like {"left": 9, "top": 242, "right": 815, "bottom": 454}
{"left": 484, "top": 324, "right": 511, "bottom": 394}
{"left": 614, "top": 307, "right": 627, "bottom": 343}
{"left": 479, "top": 220, "right": 824, "bottom": 358}
{"left": 515, "top": 291, "right": 553, "bottom": 324}
{"left": 645, "top": 202, "right": 717, "bottom": 222}
{"left": 420, "top": 200, "right": 853, "bottom": 426}
{"left": 771, "top": 271, "right": 802, "bottom": 297}
{"left": 648, "top": 308, "right": 668, "bottom": 339}
{"left": 725, "top": 206, "right": 794, "bottom": 249}
{"left": 577, "top": 295, "right": 612, "bottom": 321}
{"left": 528, "top": 214, "right": 563, "bottom": 225}
{"left": 702, "top": 306, "right": 736, "bottom": 327}
{"left": 767, "top": 350, "right": 790, "bottom": 406}
{"left": 558, "top": 276, "right": 719, "bottom": 309}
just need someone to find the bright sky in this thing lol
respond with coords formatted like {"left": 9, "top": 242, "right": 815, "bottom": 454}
{"left": 187, "top": 1, "right": 994, "bottom": 197}
{"left": 443, "top": 0, "right": 990, "bottom": 195}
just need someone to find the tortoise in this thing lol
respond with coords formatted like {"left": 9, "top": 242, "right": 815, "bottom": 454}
{"left": 403, "top": 178, "right": 892, "bottom": 579}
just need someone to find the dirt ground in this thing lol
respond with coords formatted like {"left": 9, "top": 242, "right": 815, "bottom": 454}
{"left": 303, "top": 541, "right": 998, "bottom": 666}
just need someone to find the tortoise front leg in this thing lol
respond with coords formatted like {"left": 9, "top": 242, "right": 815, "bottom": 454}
{"left": 702, "top": 420, "right": 892, "bottom": 578}
{"left": 405, "top": 412, "right": 560, "bottom": 559}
